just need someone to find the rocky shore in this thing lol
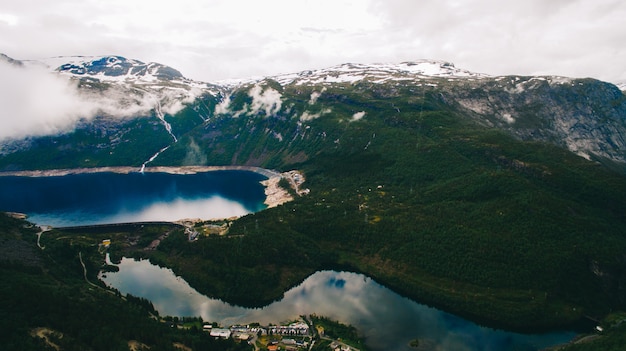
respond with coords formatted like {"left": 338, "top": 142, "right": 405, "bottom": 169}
{"left": 262, "top": 176, "right": 294, "bottom": 208}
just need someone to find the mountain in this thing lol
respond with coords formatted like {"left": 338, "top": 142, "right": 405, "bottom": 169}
{"left": 0, "top": 55, "right": 222, "bottom": 170}
{"left": 1, "top": 55, "right": 624, "bottom": 171}
{"left": 2, "top": 55, "right": 626, "bottom": 342}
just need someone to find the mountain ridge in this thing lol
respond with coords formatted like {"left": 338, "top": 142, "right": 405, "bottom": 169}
{"left": 2, "top": 54, "right": 626, "bottom": 170}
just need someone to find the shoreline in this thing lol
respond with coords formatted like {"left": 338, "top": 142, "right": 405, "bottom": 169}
{"left": 262, "top": 176, "right": 294, "bottom": 208}
{"left": 0, "top": 165, "right": 304, "bottom": 217}
{"left": 0, "top": 165, "right": 281, "bottom": 178}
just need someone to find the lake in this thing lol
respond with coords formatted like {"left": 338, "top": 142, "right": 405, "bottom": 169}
{"left": 100, "top": 258, "right": 577, "bottom": 351}
{"left": 0, "top": 170, "right": 267, "bottom": 226}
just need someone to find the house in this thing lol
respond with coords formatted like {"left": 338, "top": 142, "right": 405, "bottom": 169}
{"left": 283, "top": 339, "right": 296, "bottom": 345}
{"left": 210, "top": 328, "right": 231, "bottom": 339}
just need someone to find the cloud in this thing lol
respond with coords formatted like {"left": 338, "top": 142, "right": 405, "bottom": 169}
{"left": 0, "top": 60, "right": 199, "bottom": 141}
{"left": 182, "top": 138, "right": 208, "bottom": 165}
{"left": 351, "top": 111, "right": 366, "bottom": 122}
{"left": 248, "top": 84, "right": 282, "bottom": 116}
{"left": 2, "top": 0, "right": 626, "bottom": 84}
{"left": 108, "top": 196, "right": 250, "bottom": 223}
{"left": 365, "top": 0, "right": 626, "bottom": 82}
{"left": 0, "top": 60, "right": 93, "bottom": 140}
{"left": 300, "top": 108, "right": 332, "bottom": 122}
{"left": 308, "top": 87, "right": 327, "bottom": 105}
{"left": 212, "top": 84, "right": 283, "bottom": 118}
{"left": 213, "top": 94, "right": 232, "bottom": 115}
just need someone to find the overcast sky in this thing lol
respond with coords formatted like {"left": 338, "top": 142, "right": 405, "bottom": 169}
{"left": 1, "top": 0, "right": 625, "bottom": 83}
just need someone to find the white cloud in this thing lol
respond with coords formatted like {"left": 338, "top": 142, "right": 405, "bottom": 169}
{"left": 213, "top": 85, "right": 283, "bottom": 117}
{"left": 1, "top": 0, "right": 625, "bottom": 83}
{"left": 0, "top": 61, "right": 194, "bottom": 141}
{"left": 248, "top": 85, "right": 282, "bottom": 116}
{"left": 351, "top": 111, "right": 366, "bottom": 122}
{"left": 214, "top": 94, "right": 232, "bottom": 115}
{"left": 0, "top": 13, "right": 18, "bottom": 26}
{"left": 309, "top": 87, "right": 327, "bottom": 105}
{"left": 0, "top": 61, "right": 93, "bottom": 140}
{"left": 309, "top": 91, "right": 322, "bottom": 105}
{"left": 300, "top": 108, "right": 332, "bottom": 122}
{"left": 107, "top": 196, "right": 250, "bottom": 223}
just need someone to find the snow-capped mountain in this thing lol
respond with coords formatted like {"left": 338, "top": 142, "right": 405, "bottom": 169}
{"left": 219, "top": 60, "right": 487, "bottom": 87}
{"left": 24, "top": 55, "right": 221, "bottom": 130}
{"left": 273, "top": 60, "right": 488, "bottom": 85}
{"left": 1, "top": 53, "right": 625, "bottom": 171}
{"left": 37, "top": 56, "right": 205, "bottom": 86}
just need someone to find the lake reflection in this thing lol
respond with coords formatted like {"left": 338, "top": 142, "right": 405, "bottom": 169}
{"left": 0, "top": 171, "right": 267, "bottom": 226}
{"left": 100, "top": 258, "right": 576, "bottom": 351}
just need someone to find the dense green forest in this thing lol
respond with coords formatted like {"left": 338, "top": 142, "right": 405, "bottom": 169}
{"left": 137, "top": 83, "right": 626, "bottom": 331}
{"left": 0, "top": 214, "right": 251, "bottom": 351}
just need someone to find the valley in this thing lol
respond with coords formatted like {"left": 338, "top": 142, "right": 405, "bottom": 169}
{"left": 1, "top": 55, "right": 626, "bottom": 350}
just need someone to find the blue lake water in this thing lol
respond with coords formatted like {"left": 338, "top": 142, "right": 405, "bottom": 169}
{"left": 0, "top": 170, "right": 267, "bottom": 226}
{"left": 100, "top": 260, "right": 577, "bottom": 351}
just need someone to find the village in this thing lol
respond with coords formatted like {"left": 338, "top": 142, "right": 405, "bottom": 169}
{"left": 187, "top": 316, "right": 361, "bottom": 351}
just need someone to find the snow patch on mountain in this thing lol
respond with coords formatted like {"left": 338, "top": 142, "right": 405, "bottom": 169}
{"left": 37, "top": 56, "right": 183, "bottom": 82}
{"left": 217, "top": 60, "right": 487, "bottom": 88}
{"left": 34, "top": 55, "right": 221, "bottom": 112}
{"left": 271, "top": 60, "right": 488, "bottom": 86}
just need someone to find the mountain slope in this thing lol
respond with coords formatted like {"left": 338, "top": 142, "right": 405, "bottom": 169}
{"left": 0, "top": 55, "right": 221, "bottom": 170}
{"left": 1, "top": 55, "right": 626, "bottom": 331}
{"left": 148, "top": 76, "right": 626, "bottom": 329}
{"left": 3, "top": 55, "right": 624, "bottom": 171}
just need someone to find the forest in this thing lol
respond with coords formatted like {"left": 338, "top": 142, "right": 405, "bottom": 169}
{"left": 2, "top": 79, "right": 626, "bottom": 350}
{"left": 144, "top": 92, "right": 626, "bottom": 330}
{"left": 0, "top": 214, "right": 251, "bottom": 351}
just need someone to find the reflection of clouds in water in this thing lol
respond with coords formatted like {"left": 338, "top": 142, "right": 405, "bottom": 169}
{"left": 30, "top": 196, "right": 251, "bottom": 226}
{"left": 101, "top": 263, "right": 576, "bottom": 351}
{"left": 107, "top": 196, "right": 249, "bottom": 223}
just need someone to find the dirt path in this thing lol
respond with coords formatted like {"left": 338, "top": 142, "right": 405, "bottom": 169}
{"left": 36, "top": 225, "right": 52, "bottom": 249}
{"left": 30, "top": 328, "right": 61, "bottom": 351}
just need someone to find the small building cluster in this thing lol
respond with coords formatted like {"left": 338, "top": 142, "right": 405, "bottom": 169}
{"left": 185, "top": 227, "right": 199, "bottom": 241}
{"left": 202, "top": 321, "right": 314, "bottom": 350}
{"left": 284, "top": 170, "right": 310, "bottom": 196}
{"left": 268, "top": 322, "right": 309, "bottom": 336}
{"left": 329, "top": 341, "right": 357, "bottom": 351}
{"left": 203, "top": 324, "right": 265, "bottom": 341}
{"left": 209, "top": 328, "right": 231, "bottom": 339}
